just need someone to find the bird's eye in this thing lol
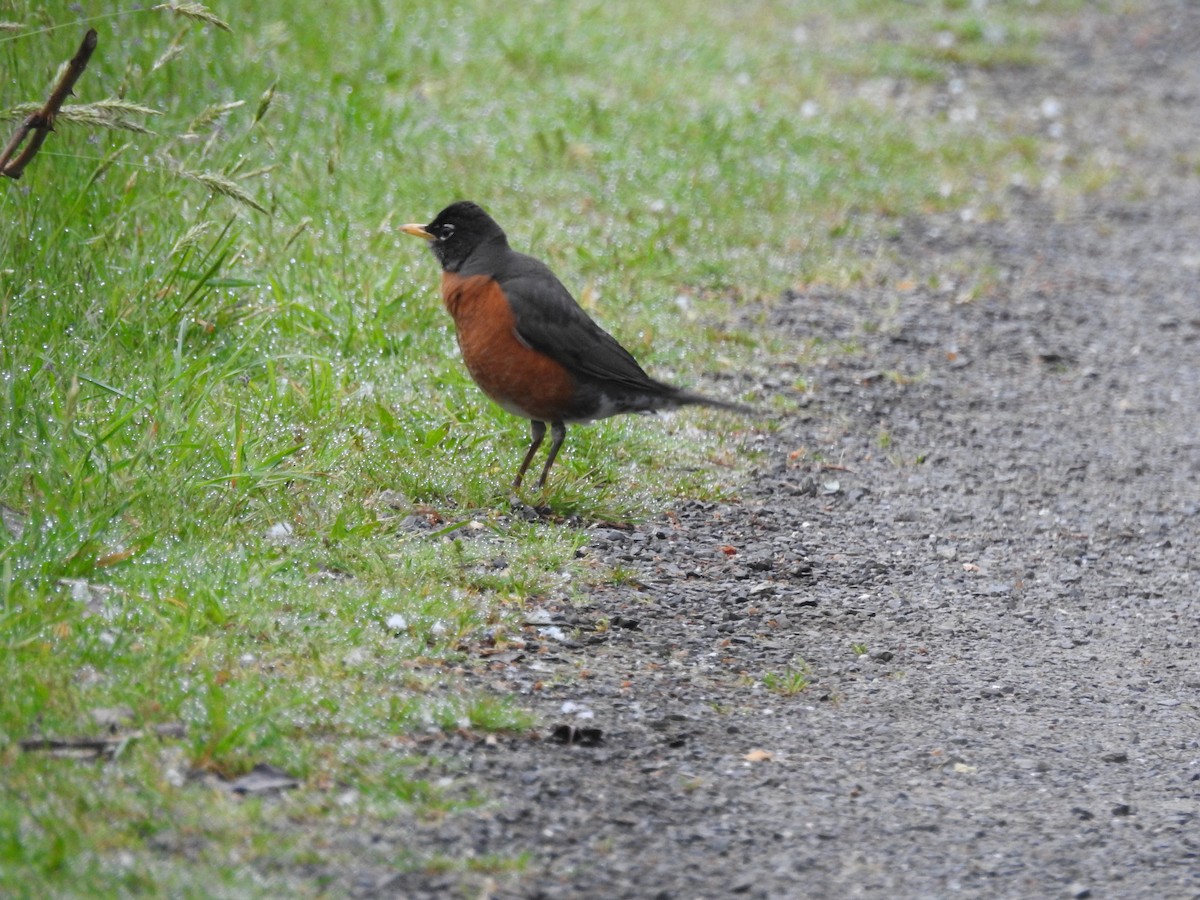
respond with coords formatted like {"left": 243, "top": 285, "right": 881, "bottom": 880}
{"left": 439, "top": 224, "right": 456, "bottom": 240}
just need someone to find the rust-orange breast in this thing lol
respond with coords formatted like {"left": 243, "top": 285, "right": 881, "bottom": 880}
{"left": 441, "top": 272, "right": 576, "bottom": 422}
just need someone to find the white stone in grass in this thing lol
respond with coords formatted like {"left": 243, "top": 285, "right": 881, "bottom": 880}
{"left": 265, "top": 521, "right": 293, "bottom": 543}
{"left": 561, "top": 700, "right": 595, "bottom": 719}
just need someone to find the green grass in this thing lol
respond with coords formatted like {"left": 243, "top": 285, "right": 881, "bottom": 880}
{"left": 2, "top": 0, "right": 1091, "bottom": 893}
{"left": 761, "top": 661, "right": 813, "bottom": 696}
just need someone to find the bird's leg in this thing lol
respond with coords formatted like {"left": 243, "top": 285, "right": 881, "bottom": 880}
{"left": 513, "top": 420, "right": 546, "bottom": 489}
{"left": 535, "top": 421, "right": 567, "bottom": 489}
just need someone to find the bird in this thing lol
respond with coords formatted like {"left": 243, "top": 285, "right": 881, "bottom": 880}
{"left": 401, "top": 201, "right": 751, "bottom": 490}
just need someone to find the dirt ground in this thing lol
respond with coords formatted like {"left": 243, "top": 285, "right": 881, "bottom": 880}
{"left": 354, "top": 3, "right": 1200, "bottom": 897}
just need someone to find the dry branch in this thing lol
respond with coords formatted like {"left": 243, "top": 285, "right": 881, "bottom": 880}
{"left": 0, "top": 28, "right": 98, "bottom": 180}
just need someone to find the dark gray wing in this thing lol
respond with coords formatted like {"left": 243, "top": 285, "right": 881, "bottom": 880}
{"left": 499, "top": 253, "right": 673, "bottom": 394}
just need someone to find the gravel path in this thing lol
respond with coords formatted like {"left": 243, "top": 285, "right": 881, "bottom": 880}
{"left": 366, "top": 5, "right": 1200, "bottom": 897}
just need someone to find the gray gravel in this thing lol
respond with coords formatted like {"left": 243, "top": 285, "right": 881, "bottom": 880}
{"left": 357, "top": 5, "right": 1200, "bottom": 898}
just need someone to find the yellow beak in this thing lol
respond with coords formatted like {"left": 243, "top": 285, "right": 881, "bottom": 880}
{"left": 400, "top": 223, "right": 435, "bottom": 241}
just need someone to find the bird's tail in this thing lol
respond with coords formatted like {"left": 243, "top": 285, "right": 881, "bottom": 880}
{"left": 667, "top": 388, "right": 757, "bottom": 417}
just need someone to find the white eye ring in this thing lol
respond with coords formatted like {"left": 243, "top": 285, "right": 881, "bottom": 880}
{"left": 440, "top": 224, "right": 455, "bottom": 239}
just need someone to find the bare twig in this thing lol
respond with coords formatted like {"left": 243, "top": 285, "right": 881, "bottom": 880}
{"left": 0, "top": 28, "right": 98, "bottom": 180}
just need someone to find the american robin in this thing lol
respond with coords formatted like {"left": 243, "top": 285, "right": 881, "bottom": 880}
{"left": 401, "top": 201, "right": 751, "bottom": 489}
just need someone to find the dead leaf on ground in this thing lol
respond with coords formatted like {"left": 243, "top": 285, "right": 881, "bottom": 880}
{"left": 19, "top": 718, "right": 187, "bottom": 761}
{"left": 20, "top": 734, "right": 133, "bottom": 760}
{"left": 224, "top": 763, "right": 300, "bottom": 795}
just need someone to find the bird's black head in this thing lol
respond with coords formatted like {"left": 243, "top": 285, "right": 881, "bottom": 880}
{"left": 401, "top": 201, "right": 508, "bottom": 272}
